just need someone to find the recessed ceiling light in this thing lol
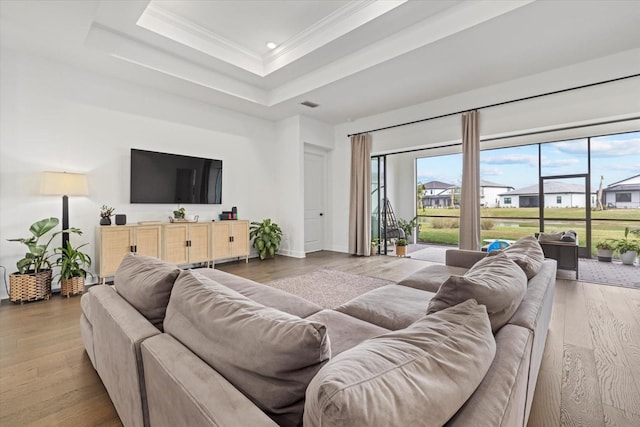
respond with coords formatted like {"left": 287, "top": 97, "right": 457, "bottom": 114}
{"left": 266, "top": 42, "right": 277, "bottom": 50}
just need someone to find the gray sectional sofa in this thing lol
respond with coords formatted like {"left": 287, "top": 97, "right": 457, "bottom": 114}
{"left": 80, "top": 236, "right": 556, "bottom": 427}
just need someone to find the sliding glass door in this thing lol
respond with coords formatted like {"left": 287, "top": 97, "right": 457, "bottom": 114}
{"left": 540, "top": 175, "right": 591, "bottom": 257}
{"left": 371, "top": 155, "right": 385, "bottom": 254}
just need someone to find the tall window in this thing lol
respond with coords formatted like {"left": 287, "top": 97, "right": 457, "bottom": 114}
{"left": 413, "top": 130, "right": 640, "bottom": 253}
{"left": 590, "top": 131, "right": 640, "bottom": 252}
{"left": 415, "top": 153, "right": 462, "bottom": 245}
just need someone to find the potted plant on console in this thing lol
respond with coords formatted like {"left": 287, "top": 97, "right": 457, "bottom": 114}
{"left": 173, "top": 207, "right": 186, "bottom": 220}
{"left": 55, "top": 237, "right": 93, "bottom": 298}
{"left": 100, "top": 205, "right": 115, "bottom": 225}
{"left": 615, "top": 227, "right": 639, "bottom": 265}
{"left": 7, "top": 218, "right": 80, "bottom": 303}
{"left": 250, "top": 219, "right": 283, "bottom": 260}
{"left": 595, "top": 240, "right": 615, "bottom": 262}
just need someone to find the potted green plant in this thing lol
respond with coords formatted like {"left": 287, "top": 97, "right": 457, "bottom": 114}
{"left": 173, "top": 207, "right": 186, "bottom": 220}
{"left": 55, "top": 240, "right": 93, "bottom": 298}
{"left": 595, "top": 240, "right": 615, "bottom": 262}
{"left": 100, "top": 205, "right": 115, "bottom": 225}
{"left": 371, "top": 238, "right": 379, "bottom": 256}
{"left": 615, "top": 227, "right": 639, "bottom": 265}
{"left": 396, "top": 238, "right": 408, "bottom": 257}
{"left": 398, "top": 216, "right": 418, "bottom": 240}
{"left": 249, "top": 219, "right": 283, "bottom": 260}
{"left": 7, "top": 218, "right": 81, "bottom": 303}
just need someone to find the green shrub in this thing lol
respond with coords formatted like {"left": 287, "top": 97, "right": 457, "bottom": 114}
{"left": 480, "top": 219, "right": 495, "bottom": 230}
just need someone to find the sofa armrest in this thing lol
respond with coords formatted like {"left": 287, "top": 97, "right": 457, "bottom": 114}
{"left": 90, "top": 285, "right": 160, "bottom": 427}
{"left": 141, "top": 334, "right": 278, "bottom": 427}
{"left": 445, "top": 249, "right": 487, "bottom": 269}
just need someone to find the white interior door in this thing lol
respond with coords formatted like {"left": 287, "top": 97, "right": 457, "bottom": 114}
{"left": 304, "top": 150, "right": 326, "bottom": 253}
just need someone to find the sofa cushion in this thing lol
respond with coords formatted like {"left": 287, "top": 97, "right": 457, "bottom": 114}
{"left": 164, "top": 270, "right": 330, "bottom": 427}
{"left": 336, "top": 284, "right": 435, "bottom": 330}
{"left": 427, "top": 252, "right": 527, "bottom": 332}
{"left": 445, "top": 324, "right": 532, "bottom": 427}
{"left": 397, "top": 264, "right": 469, "bottom": 293}
{"left": 495, "top": 235, "right": 545, "bottom": 280}
{"left": 306, "top": 310, "right": 389, "bottom": 356}
{"left": 304, "top": 299, "right": 496, "bottom": 427}
{"left": 194, "top": 268, "right": 322, "bottom": 318}
{"left": 114, "top": 253, "right": 181, "bottom": 330}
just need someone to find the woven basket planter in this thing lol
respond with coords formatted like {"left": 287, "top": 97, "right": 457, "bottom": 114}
{"left": 9, "top": 270, "right": 52, "bottom": 303}
{"left": 60, "top": 277, "right": 85, "bottom": 298}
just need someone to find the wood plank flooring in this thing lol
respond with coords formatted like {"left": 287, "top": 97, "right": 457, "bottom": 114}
{"left": 1, "top": 251, "right": 639, "bottom": 426}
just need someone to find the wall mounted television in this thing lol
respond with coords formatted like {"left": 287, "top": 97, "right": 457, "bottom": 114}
{"left": 130, "top": 148, "right": 222, "bottom": 204}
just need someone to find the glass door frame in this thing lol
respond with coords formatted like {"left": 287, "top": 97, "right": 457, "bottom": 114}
{"left": 539, "top": 173, "right": 592, "bottom": 257}
{"left": 371, "top": 155, "right": 390, "bottom": 255}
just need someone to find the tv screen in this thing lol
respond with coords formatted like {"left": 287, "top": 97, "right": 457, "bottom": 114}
{"left": 130, "top": 149, "right": 222, "bottom": 204}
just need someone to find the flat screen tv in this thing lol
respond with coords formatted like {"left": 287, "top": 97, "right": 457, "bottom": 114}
{"left": 130, "top": 149, "right": 222, "bottom": 204}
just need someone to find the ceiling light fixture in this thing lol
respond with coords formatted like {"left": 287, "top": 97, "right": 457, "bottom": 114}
{"left": 300, "top": 101, "right": 319, "bottom": 108}
{"left": 266, "top": 42, "right": 277, "bottom": 50}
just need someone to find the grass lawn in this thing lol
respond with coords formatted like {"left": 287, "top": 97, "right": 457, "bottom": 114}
{"left": 415, "top": 207, "right": 640, "bottom": 254}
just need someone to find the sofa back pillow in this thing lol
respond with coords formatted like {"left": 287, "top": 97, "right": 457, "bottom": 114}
{"left": 164, "top": 270, "right": 331, "bottom": 427}
{"left": 114, "top": 253, "right": 180, "bottom": 330}
{"left": 427, "top": 252, "right": 527, "bottom": 332}
{"left": 497, "top": 235, "right": 545, "bottom": 279}
{"left": 304, "top": 299, "right": 496, "bottom": 427}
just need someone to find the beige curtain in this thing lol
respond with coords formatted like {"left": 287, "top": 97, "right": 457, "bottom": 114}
{"left": 349, "top": 134, "right": 372, "bottom": 256}
{"left": 460, "top": 110, "right": 481, "bottom": 251}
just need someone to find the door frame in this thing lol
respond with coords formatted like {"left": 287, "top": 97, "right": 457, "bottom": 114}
{"left": 539, "top": 173, "right": 592, "bottom": 257}
{"left": 303, "top": 145, "right": 328, "bottom": 253}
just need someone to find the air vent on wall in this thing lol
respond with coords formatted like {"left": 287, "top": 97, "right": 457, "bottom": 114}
{"left": 300, "top": 101, "right": 319, "bottom": 108}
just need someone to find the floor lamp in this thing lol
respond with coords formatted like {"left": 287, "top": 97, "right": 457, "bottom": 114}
{"left": 40, "top": 172, "right": 89, "bottom": 249}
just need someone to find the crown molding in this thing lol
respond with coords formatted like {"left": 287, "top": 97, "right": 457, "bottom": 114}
{"left": 137, "top": 0, "right": 406, "bottom": 77}
{"left": 263, "top": 0, "right": 406, "bottom": 74}
{"left": 86, "top": 23, "right": 268, "bottom": 104}
{"left": 137, "top": 1, "right": 264, "bottom": 75}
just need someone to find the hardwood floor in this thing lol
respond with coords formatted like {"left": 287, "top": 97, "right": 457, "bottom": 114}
{"left": 1, "top": 251, "right": 638, "bottom": 426}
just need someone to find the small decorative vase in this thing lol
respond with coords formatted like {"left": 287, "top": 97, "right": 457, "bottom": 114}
{"left": 100, "top": 217, "right": 111, "bottom": 226}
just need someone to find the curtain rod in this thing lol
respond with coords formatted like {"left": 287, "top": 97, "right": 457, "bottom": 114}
{"left": 347, "top": 73, "right": 640, "bottom": 138}
{"left": 370, "top": 117, "right": 640, "bottom": 158}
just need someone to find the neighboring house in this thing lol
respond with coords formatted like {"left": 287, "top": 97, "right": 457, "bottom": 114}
{"left": 602, "top": 174, "right": 640, "bottom": 208}
{"left": 420, "top": 181, "right": 456, "bottom": 208}
{"left": 480, "top": 180, "right": 514, "bottom": 207}
{"left": 421, "top": 179, "right": 514, "bottom": 208}
{"left": 499, "top": 181, "right": 596, "bottom": 208}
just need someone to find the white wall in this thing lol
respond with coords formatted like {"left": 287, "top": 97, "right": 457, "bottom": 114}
{"left": 386, "top": 152, "right": 416, "bottom": 223}
{"left": 0, "top": 48, "right": 283, "bottom": 299}
{"left": 274, "top": 116, "right": 304, "bottom": 257}
{"left": 274, "top": 115, "right": 336, "bottom": 257}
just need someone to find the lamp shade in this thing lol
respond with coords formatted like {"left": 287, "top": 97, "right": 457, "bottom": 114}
{"left": 40, "top": 172, "right": 89, "bottom": 196}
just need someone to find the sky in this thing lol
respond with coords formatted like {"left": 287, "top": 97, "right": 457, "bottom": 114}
{"left": 416, "top": 131, "right": 640, "bottom": 191}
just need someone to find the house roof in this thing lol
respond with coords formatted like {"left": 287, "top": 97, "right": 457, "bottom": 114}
{"left": 606, "top": 174, "right": 640, "bottom": 188}
{"left": 421, "top": 181, "right": 453, "bottom": 190}
{"left": 603, "top": 183, "right": 640, "bottom": 192}
{"left": 480, "top": 180, "right": 513, "bottom": 189}
{"left": 499, "top": 181, "right": 595, "bottom": 196}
